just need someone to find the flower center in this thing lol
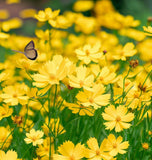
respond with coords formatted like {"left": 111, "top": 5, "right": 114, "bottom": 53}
{"left": 32, "top": 136, "right": 37, "bottom": 142}
{"left": 70, "top": 155, "right": 75, "bottom": 160}
{"left": 100, "top": 76, "right": 103, "bottom": 81}
{"left": 89, "top": 98, "right": 94, "bottom": 103}
{"left": 96, "top": 149, "right": 100, "bottom": 155}
{"left": 86, "top": 49, "right": 90, "bottom": 56}
{"left": 134, "top": 92, "right": 139, "bottom": 98}
{"left": 113, "top": 143, "right": 117, "bottom": 148}
{"left": 79, "top": 80, "right": 84, "bottom": 87}
{"left": 49, "top": 74, "right": 56, "bottom": 81}
{"left": 13, "top": 94, "right": 18, "bottom": 98}
{"left": 116, "top": 116, "right": 121, "bottom": 122}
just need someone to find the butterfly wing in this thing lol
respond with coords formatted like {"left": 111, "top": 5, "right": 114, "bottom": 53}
{"left": 25, "top": 49, "right": 38, "bottom": 60}
{"left": 24, "top": 40, "right": 35, "bottom": 52}
{"left": 24, "top": 40, "right": 38, "bottom": 60}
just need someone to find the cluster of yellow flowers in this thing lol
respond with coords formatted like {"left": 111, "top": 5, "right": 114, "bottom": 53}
{"left": 0, "top": 0, "right": 151, "bottom": 159}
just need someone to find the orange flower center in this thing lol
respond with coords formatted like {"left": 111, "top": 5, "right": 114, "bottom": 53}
{"left": 49, "top": 74, "right": 56, "bottom": 81}
{"left": 79, "top": 80, "right": 84, "bottom": 87}
{"left": 1, "top": 111, "right": 6, "bottom": 116}
{"left": 120, "top": 51, "right": 124, "bottom": 56}
{"left": 96, "top": 149, "right": 100, "bottom": 155}
{"left": 113, "top": 143, "right": 117, "bottom": 148}
{"left": 134, "top": 92, "right": 139, "bottom": 98}
{"left": 86, "top": 49, "right": 90, "bottom": 56}
{"left": 70, "top": 155, "right": 75, "bottom": 160}
{"left": 13, "top": 94, "right": 18, "bottom": 98}
{"left": 116, "top": 116, "right": 121, "bottom": 122}
{"left": 89, "top": 98, "right": 94, "bottom": 103}
{"left": 125, "top": 82, "right": 130, "bottom": 87}
{"left": 32, "top": 136, "right": 37, "bottom": 142}
{"left": 100, "top": 77, "right": 103, "bottom": 81}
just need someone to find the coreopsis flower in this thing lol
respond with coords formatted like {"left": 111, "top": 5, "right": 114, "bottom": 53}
{"left": 1, "top": 18, "right": 22, "bottom": 32}
{"left": 76, "top": 84, "right": 110, "bottom": 109}
{"left": 0, "top": 104, "right": 13, "bottom": 121}
{"left": 19, "top": 9, "right": 37, "bottom": 18}
{"left": 137, "top": 38, "right": 152, "bottom": 61}
{"left": 32, "top": 55, "right": 67, "bottom": 93}
{"left": 0, "top": 9, "right": 9, "bottom": 19}
{"left": 75, "top": 42, "right": 103, "bottom": 64}
{"left": 0, "top": 150, "right": 18, "bottom": 160}
{"left": 85, "top": 137, "right": 112, "bottom": 160}
{"left": 36, "top": 137, "right": 54, "bottom": 159}
{"left": 91, "top": 65, "right": 118, "bottom": 85}
{"left": 0, "top": 127, "right": 12, "bottom": 149}
{"left": 102, "top": 105, "right": 134, "bottom": 132}
{"left": 143, "top": 26, "right": 152, "bottom": 36}
{"left": 53, "top": 141, "right": 86, "bottom": 160}
{"left": 35, "top": 8, "right": 60, "bottom": 22}
{"left": 0, "top": 83, "right": 29, "bottom": 106}
{"left": 113, "top": 42, "right": 137, "bottom": 61}
{"left": 35, "top": 29, "right": 50, "bottom": 41}
{"left": 64, "top": 101, "right": 95, "bottom": 116}
{"left": 0, "top": 31, "right": 10, "bottom": 39}
{"left": 104, "top": 134, "right": 129, "bottom": 156}
{"left": 142, "top": 143, "right": 149, "bottom": 150}
{"left": 24, "top": 129, "right": 44, "bottom": 146}
{"left": 73, "top": 1, "right": 94, "bottom": 12}
{"left": 6, "top": 0, "right": 20, "bottom": 4}
{"left": 49, "top": 15, "right": 72, "bottom": 29}
{"left": 125, "top": 84, "right": 151, "bottom": 109}
{"left": 68, "top": 65, "right": 94, "bottom": 90}
{"left": 119, "top": 28, "right": 146, "bottom": 41}
{"left": 75, "top": 14, "right": 97, "bottom": 34}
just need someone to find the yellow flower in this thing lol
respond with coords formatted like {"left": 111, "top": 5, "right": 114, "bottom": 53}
{"left": 102, "top": 105, "right": 134, "bottom": 132}
{"left": 35, "top": 29, "right": 50, "bottom": 41}
{"left": 75, "top": 42, "right": 102, "bottom": 64}
{"left": 36, "top": 137, "right": 54, "bottom": 159}
{"left": 49, "top": 15, "right": 72, "bottom": 29}
{"left": 6, "top": 0, "right": 20, "bottom": 4}
{"left": 75, "top": 14, "right": 96, "bottom": 34}
{"left": 24, "top": 128, "right": 44, "bottom": 146}
{"left": 0, "top": 127, "right": 12, "bottom": 149}
{"left": 19, "top": 9, "right": 37, "bottom": 18}
{"left": 91, "top": 65, "right": 118, "bottom": 85}
{"left": 113, "top": 42, "right": 137, "bottom": 61}
{"left": 35, "top": 8, "right": 60, "bottom": 22}
{"left": 104, "top": 134, "right": 129, "bottom": 156}
{"left": 142, "top": 143, "right": 149, "bottom": 150}
{"left": 0, "top": 104, "right": 13, "bottom": 121}
{"left": 137, "top": 38, "right": 152, "bottom": 61}
{"left": 0, "top": 31, "right": 10, "bottom": 39}
{"left": 64, "top": 101, "right": 95, "bottom": 116}
{"left": 68, "top": 65, "right": 94, "bottom": 90}
{"left": 32, "top": 55, "right": 67, "bottom": 93}
{"left": 0, "top": 9, "right": 9, "bottom": 19}
{"left": 76, "top": 84, "right": 110, "bottom": 109}
{"left": 73, "top": 0, "right": 94, "bottom": 12}
{"left": 143, "top": 26, "right": 152, "bottom": 36}
{"left": 1, "top": 18, "right": 22, "bottom": 32}
{"left": 0, "top": 150, "right": 18, "bottom": 160}
{"left": 0, "top": 83, "right": 29, "bottom": 106}
{"left": 85, "top": 137, "right": 112, "bottom": 160}
{"left": 119, "top": 28, "right": 146, "bottom": 41}
{"left": 53, "top": 141, "right": 86, "bottom": 160}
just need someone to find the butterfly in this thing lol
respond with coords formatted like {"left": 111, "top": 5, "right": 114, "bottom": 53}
{"left": 12, "top": 40, "right": 38, "bottom": 60}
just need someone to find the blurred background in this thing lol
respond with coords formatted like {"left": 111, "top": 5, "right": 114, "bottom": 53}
{"left": 0, "top": 0, "right": 152, "bottom": 36}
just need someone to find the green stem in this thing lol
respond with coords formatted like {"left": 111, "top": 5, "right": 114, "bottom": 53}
{"left": 48, "top": 87, "right": 52, "bottom": 160}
